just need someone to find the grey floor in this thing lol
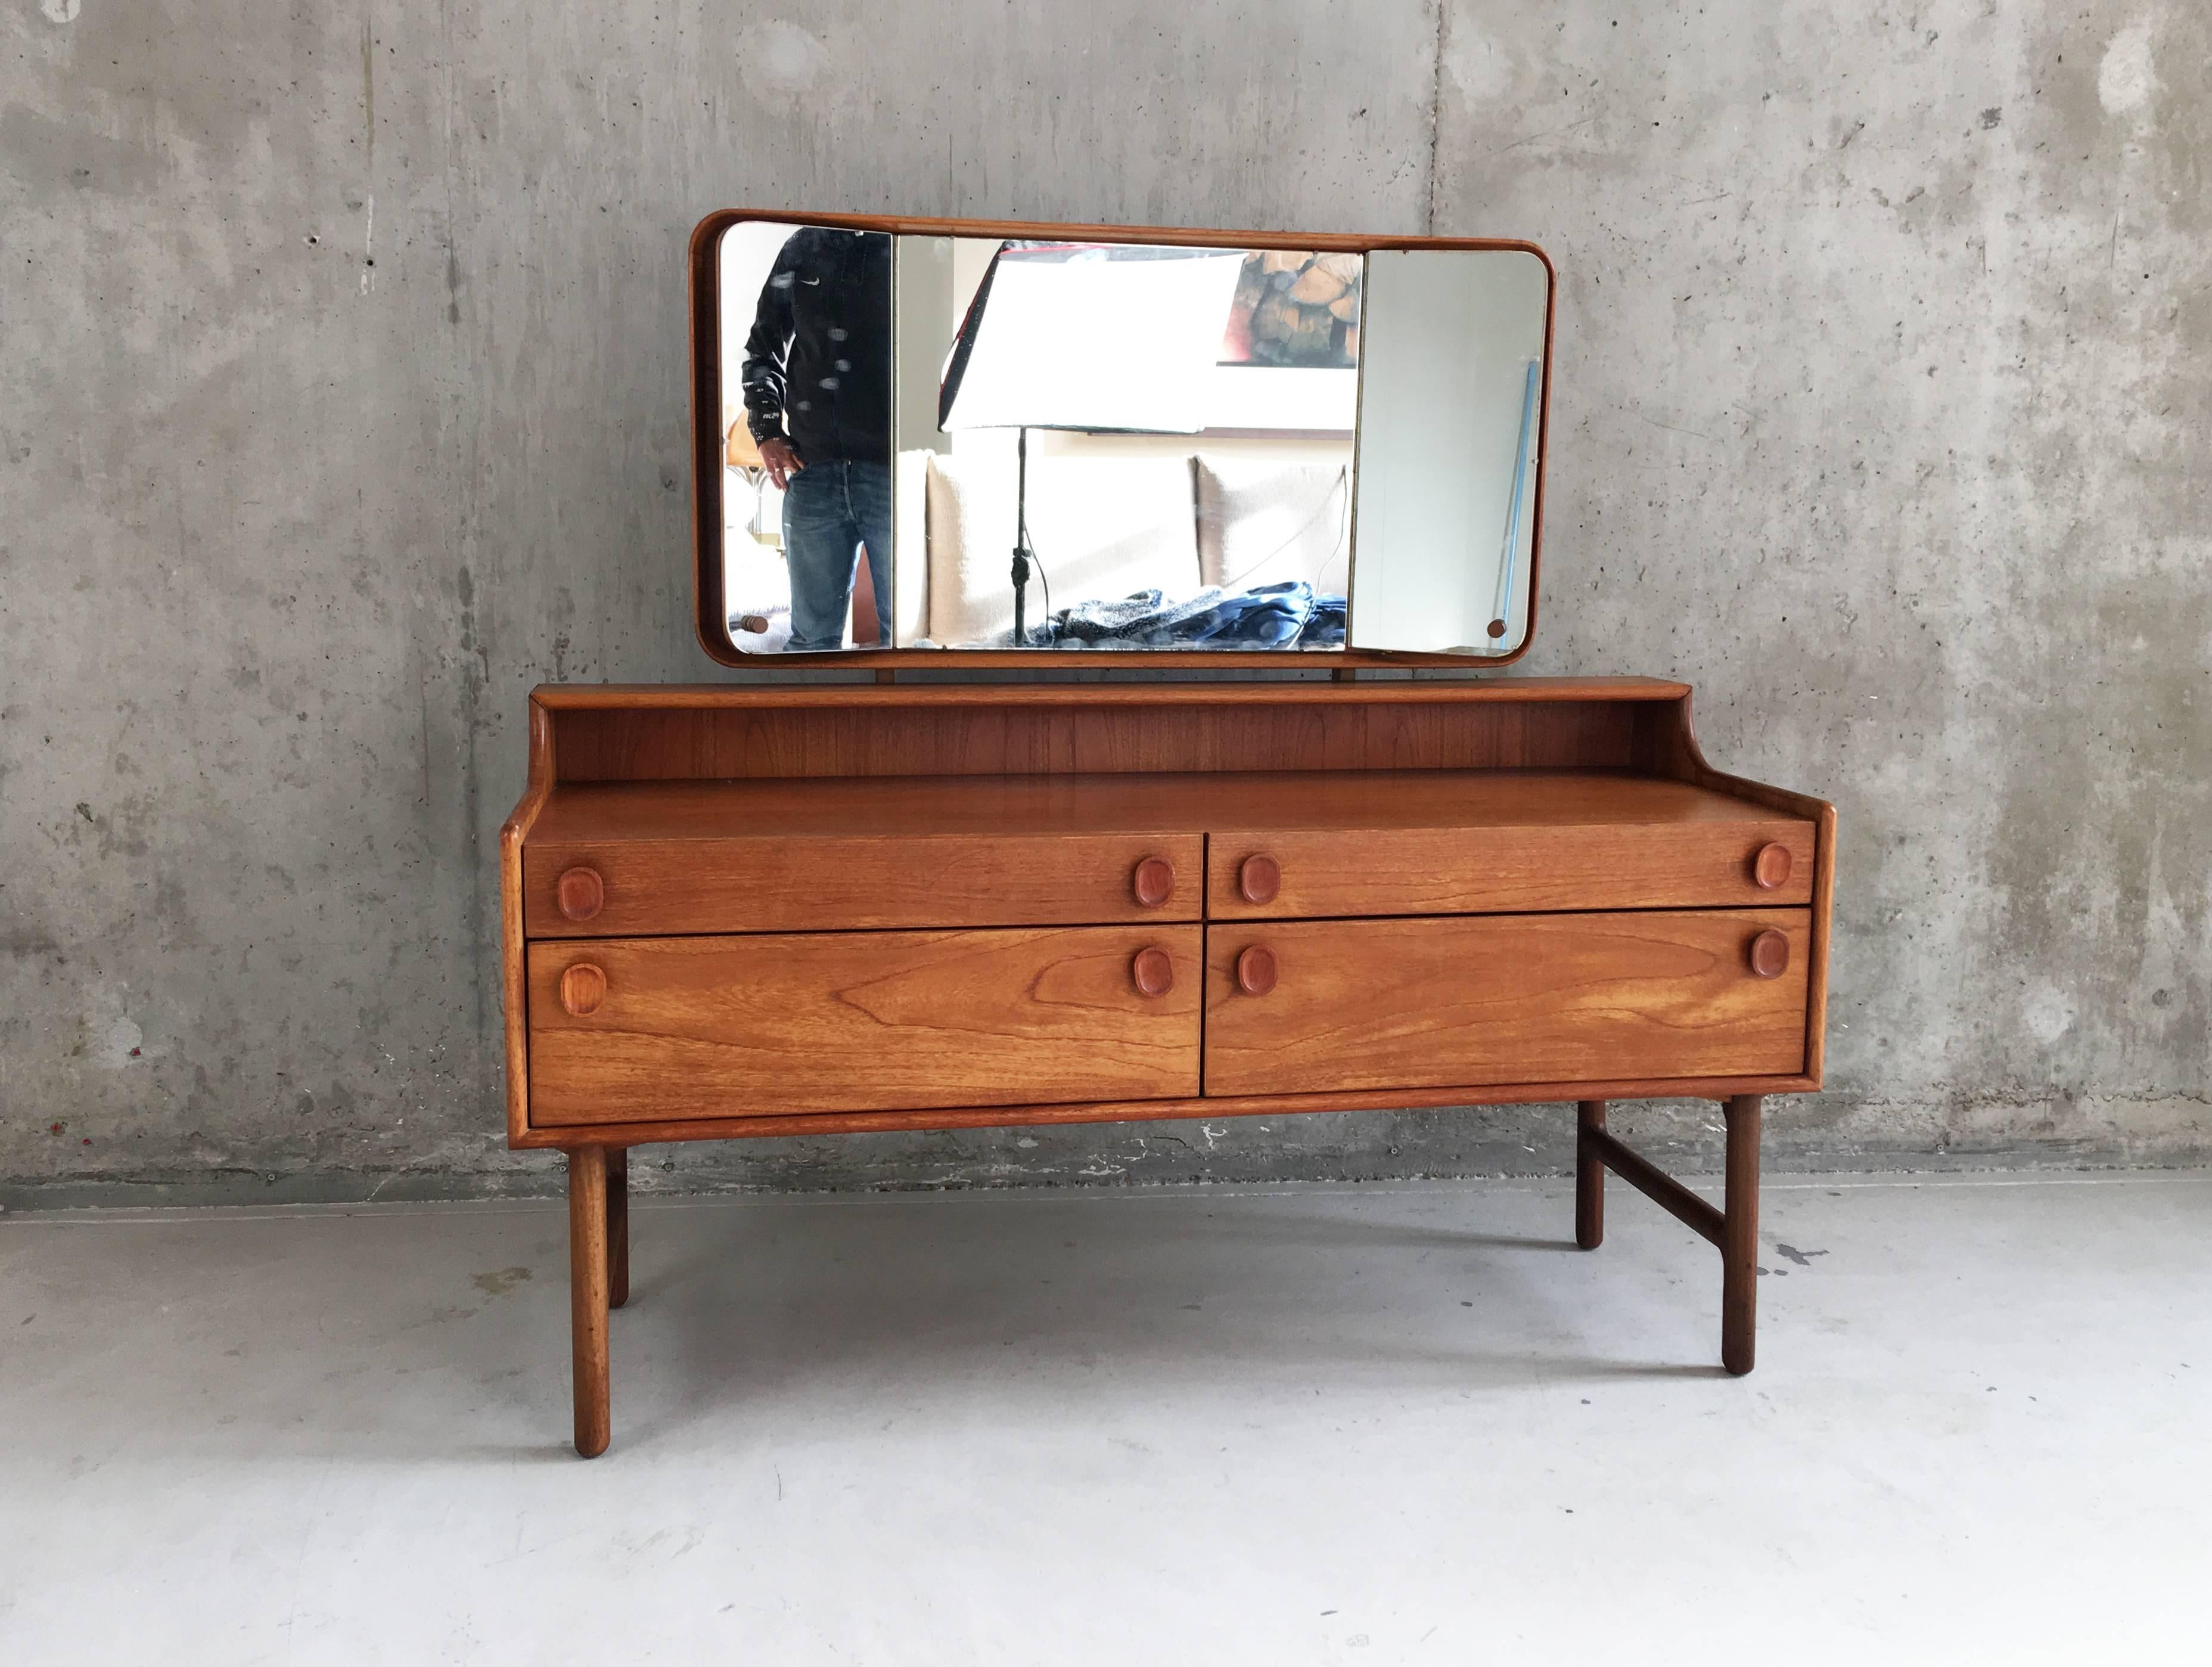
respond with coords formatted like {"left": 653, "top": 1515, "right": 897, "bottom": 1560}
{"left": 2, "top": 1172, "right": 2207, "bottom": 1663}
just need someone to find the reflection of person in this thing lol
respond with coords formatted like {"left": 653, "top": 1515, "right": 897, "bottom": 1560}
{"left": 740, "top": 228, "right": 893, "bottom": 651}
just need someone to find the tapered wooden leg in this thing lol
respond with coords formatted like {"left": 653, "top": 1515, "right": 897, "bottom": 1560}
{"left": 606, "top": 1147, "right": 630, "bottom": 1311}
{"left": 1720, "top": 1095, "right": 1762, "bottom": 1376}
{"left": 567, "top": 1146, "right": 611, "bottom": 1457}
{"left": 1575, "top": 1100, "right": 1607, "bottom": 1249}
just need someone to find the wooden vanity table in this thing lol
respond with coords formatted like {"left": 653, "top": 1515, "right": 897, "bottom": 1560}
{"left": 501, "top": 676, "right": 1832, "bottom": 1455}
{"left": 499, "top": 212, "right": 1835, "bottom": 1453}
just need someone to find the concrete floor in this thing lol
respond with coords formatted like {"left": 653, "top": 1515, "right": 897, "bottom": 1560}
{"left": 2, "top": 1173, "right": 2206, "bottom": 1663}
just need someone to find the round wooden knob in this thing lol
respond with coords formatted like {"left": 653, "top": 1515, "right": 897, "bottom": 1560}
{"left": 1235, "top": 943, "right": 1278, "bottom": 997}
{"left": 1131, "top": 946, "right": 1174, "bottom": 998}
{"left": 556, "top": 865, "right": 605, "bottom": 921}
{"left": 559, "top": 962, "right": 607, "bottom": 1016}
{"left": 1132, "top": 856, "right": 1176, "bottom": 908}
{"left": 1751, "top": 843, "right": 1793, "bottom": 890}
{"left": 1747, "top": 930, "right": 1790, "bottom": 979}
{"left": 1238, "top": 853, "right": 1281, "bottom": 905}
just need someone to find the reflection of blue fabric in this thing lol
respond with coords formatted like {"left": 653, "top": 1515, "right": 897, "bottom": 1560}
{"left": 998, "top": 582, "right": 1346, "bottom": 650}
{"left": 782, "top": 460, "right": 891, "bottom": 651}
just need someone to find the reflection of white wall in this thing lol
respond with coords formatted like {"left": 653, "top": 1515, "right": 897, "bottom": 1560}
{"left": 717, "top": 222, "right": 799, "bottom": 439}
{"left": 1350, "top": 250, "right": 1548, "bottom": 654}
{"left": 717, "top": 222, "right": 806, "bottom": 642}
{"left": 894, "top": 237, "right": 958, "bottom": 456}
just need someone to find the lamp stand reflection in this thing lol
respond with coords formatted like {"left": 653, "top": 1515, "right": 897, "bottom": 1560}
{"left": 1012, "top": 425, "right": 1035, "bottom": 646}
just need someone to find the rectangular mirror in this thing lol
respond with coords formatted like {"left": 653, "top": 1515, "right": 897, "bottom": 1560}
{"left": 1352, "top": 248, "right": 1549, "bottom": 656}
{"left": 697, "top": 215, "right": 1551, "bottom": 665}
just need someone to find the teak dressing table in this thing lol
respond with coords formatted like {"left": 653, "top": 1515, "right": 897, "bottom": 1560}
{"left": 501, "top": 216, "right": 1835, "bottom": 1456}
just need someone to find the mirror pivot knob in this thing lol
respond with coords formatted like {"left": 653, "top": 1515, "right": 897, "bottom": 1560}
{"left": 1131, "top": 946, "right": 1175, "bottom": 998}
{"left": 1132, "top": 856, "right": 1176, "bottom": 908}
{"left": 557, "top": 865, "right": 605, "bottom": 921}
{"left": 1238, "top": 854, "right": 1281, "bottom": 905}
{"left": 1751, "top": 843, "right": 1793, "bottom": 890}
{"left": 559, "top": 963, "right": 608, "bottom": 1016}
{"left": 1747, "top": 930, "right": 1790, "bottom": 980}
{"left": 1235, "top": 943, "right": 1278, "bottom": 997}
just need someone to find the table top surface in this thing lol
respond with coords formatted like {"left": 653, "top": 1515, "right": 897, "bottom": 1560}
{"left": 527, "top": 768, "right": 1807, "bottom": 845}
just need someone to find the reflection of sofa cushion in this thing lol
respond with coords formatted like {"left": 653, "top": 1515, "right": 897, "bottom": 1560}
{"left": 1195, "top": 456, "right": 1352, "bottom": 597}
{"left": 924, "top": 452, "right": 1203, "bottom": 645}
{"left": 893, "top": 449, "right": 932, "bottom": 645}
{"left": 722, "top": 467, "right": 793, "bottom": 618}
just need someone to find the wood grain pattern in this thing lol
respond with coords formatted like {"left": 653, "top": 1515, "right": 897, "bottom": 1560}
{"left": 558, "top": 962, "right": 607, "bottom": 1016}
{"left": 1206, "top": 817, "right": 1815, "bottom": 920}
{"left": 544, "top": 691, "right": 1648, "bottom": 784}
{"left": 1203, "top": 909, "right": 1812, "bottom": 1097}
{"left": 567, "top": 1145, "right": 610, "bottom": 1458}
{"left": 1721, "top": 1094, "right": 1762, "bottom": 1376}
{"left": 498, "top": 701, "right": 557, "bottom": 1146}
{"left": 524, "top": 765, "right": 1749, "bottom": 841}
{"left": 690, "top": 210, "right": 1557, "bottom": 671}
{"left": 510, "top": 1074, "right": 1819, "bottom": 1150}
{"left": 533, "top": 678, "right": 1691, "bottom": 710}
{"left": 1131, "top": 945, "right": 1175, "bottom": 997}
{"left": 555, "top": 865, "right": 605, "bottom": 921}
{"left": 1235, "top": 943, "right": 1278, "bottom": 997}
{"left": 1576, "top": 1100, "right": 1606, "bottom": 1250}
{"left": 1584, "top": 1126, "right": 1725, "bottom": 1247}
{"left": 525, "top": 831, "right": 1203, "bottom": 937}
{"left": 523, "top": 768, "right": 1812, "bottom": 933}
{"left": 605, "top": 1147, "right": 629, "bottom": 1311}
{"left": 1237, "top": 853, "right": 1281, "bottom": 904}
{"left": 1132, "top": 855, "right": 1177, "bottom": 908}
{"left": 498, "top": 681, "right": 1836, "bottom": 1151}
{"left": 1751, "top": 842, "right": 1793, "bottom": 890}
{"left": 527, "top": 926, "right": 1202, "bottom": 1125}
{"left": 1633, "top": 693, "right": 1836, "bottom": 1085}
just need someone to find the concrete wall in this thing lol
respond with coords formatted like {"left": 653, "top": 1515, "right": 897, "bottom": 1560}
{"left": 4, "top": 1, "right": 2205, "bottom": 1204}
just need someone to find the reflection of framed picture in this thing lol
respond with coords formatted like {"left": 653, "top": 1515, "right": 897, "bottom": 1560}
{"left": 1208, "top": 251, "right": 1361, "bottom": 434}
{"left": 1219, "top": 251, "right": 1362, "bottom": 368}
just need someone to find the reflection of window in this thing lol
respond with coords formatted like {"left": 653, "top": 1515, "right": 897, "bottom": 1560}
{"left": 1220, "top": 253, "right": 1362, "bottom": 370}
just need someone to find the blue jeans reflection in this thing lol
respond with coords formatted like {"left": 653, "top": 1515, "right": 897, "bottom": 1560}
{"left": 782, "top": 460, "right": 891, "bottom": 651}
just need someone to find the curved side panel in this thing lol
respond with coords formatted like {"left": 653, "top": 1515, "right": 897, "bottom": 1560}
{"left": 1635, "top": 691, "right": 1836, "bottom": 1084}
{"left": 501, "top": 699, "right": 559, "bottom": 1144}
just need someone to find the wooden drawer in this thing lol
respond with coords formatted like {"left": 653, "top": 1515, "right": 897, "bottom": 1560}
{"left": 527, "top": 925, "right": 1201, "bottom": 1125}
{"left": 526, "top": 832, "right": 1203, "bottom": 938}
{"left": 1208, "top": 817, "right": 1814, "bottom": 920}
{"left": 1204, "top": 909, "right": 1810, "bottom": 1096}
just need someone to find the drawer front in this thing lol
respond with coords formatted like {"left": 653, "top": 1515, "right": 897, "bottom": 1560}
{"left": 527, "top": 925, "right": 1201, "bottom": 1125}
{"left": 526, "top": 833, "right": 1203, "bottom": 937}
{"left": 1204, "top": 909, "right": 1810, "bottom": 1096}
{"left": 1207, "top": 822, "right": 1815, "bottom": 919}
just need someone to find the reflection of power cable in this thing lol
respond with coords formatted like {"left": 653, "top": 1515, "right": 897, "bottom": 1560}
{"left": 1029, "top": 544, "right": 1057, "bottom": 646}
{"left": 1328, "top": 464, "right": 1350, "bottom": 582}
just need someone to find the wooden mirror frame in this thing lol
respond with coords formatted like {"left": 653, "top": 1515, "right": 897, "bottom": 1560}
{"left": 689, "top": 210, "right": 1557, "bottom": 670}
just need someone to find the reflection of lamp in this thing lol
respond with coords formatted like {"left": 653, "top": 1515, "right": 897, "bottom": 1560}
{"left": 937, "top": 242, "right": 1248, "bottom": 644}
